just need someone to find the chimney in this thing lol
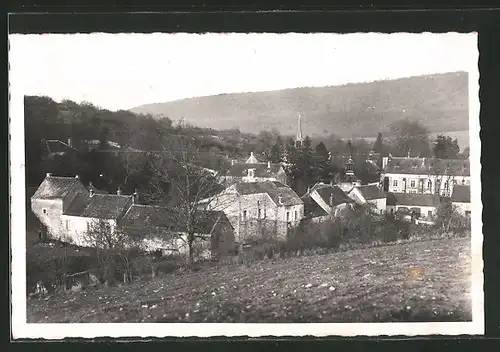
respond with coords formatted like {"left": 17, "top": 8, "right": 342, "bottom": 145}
{"left": 422, "top": 157, "right": 426, "bottom": 167}
{"left": 75, "top": 175, "right": 79, "bottom": 180}
{"left": 329, "top": 194, "right": 333, "bottom": 206}
{"left": 46, "top": 172, "right": 52, "bottom": 177}
{"left": 231, "top": 159, "right": 235, "bottom": 166}
{"left": 67, "top": 138, "right": 72, "bottom": 147}
{"left": 89, "top": 188, "right": 94, "bottom": 197}
{"left": 407, "top": 149, "right": 411, "bottom": 158}
{"left": 267, "top": 161, "right": 271, "bottom": 169}
{"left": 382, "top": 156, "right": 389, "bottom": 170}
{"left": 117, "top": 187, "right": 122, "bottom": 196}
{"left": 278, "top": 195, "right": 283, "bottom": 205}
{"left": 133, "top": 188, "right": 139, "bottom": 204}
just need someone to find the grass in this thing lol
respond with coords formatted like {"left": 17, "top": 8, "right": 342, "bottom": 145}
{"left": 27, "top": 237, "right": 472, "bottom": 323}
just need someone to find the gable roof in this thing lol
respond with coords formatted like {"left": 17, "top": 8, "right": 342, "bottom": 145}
{"left": 245, "top": 152, "right": 259, "bottom": 163}
{"left": 32, "top": 175, "right": 81, "bottom": 200}
{"left": 358, "top": 185, "right": 387, "bottom": 200}
{"left": 451, "top": 185, "right": 471, "bottom": 203}
{"left": 227, "top": 162, "right": 283, "bottom": 178}
{"left": 386, "top": 192, "right": 441, "bottom": 207}
{"left": 311, "top": 183, "right": 354, "bottom": 206}
{"left": 301, "top": 193, "right": 329, "bottom": 218}
{"left": 384, "top": 157, "right": 470, "bottom": 176}
{"left": 121, "top": 204, "right": 231, "bottom": 234}
{"left": 64, "top": 192, "right": 91, "bottom": 216}
{"left": 234, "top": 181, "right": 303, "bottom": 206}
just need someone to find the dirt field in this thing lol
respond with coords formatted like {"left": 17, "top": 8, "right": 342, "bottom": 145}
{"left": 27, "top": 237, "right": 472, "bottom": 323}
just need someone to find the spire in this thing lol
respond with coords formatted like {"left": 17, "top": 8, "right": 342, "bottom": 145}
{"left": 295, "top": 112, "right": 303, "bottom": 145}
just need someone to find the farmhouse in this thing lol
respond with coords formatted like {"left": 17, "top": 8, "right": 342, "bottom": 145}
{"left": 221, "top": 152, "right": 288, "bottom": 185}
{"left": 120, "top": 204, "right": 235, "bottom": 259}
{"left": 31, "top": 174, "right": 235, "bottom": 257}
{"left": 381, "top": 155, "right": 470, "bottom": 197}
{"left": 205, "top": 181, "right": 304, "bottom": 243}
{"left": 386, "top": 192, "right": 441, "bottom": 221}
{"left": 302, "top": 182, "right": 355, "bottom": 222}
{"left": 451, "top": 185, "right": 471, "bottom": 218}
{"left": 354, "top": 185, "right": 387, "bottom": 214}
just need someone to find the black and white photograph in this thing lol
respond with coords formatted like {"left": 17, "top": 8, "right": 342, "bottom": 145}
{"left": 9, "top": 32, "right": 482, "bottom": 338}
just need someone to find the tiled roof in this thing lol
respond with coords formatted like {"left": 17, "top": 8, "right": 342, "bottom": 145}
{"left": 311, "top": 183, "right": 354, "bottom": 206}
{"left": 227, "top": 162, "right": 283, "bottom": 177}
{"left": 81, "top": 194, "right": 132, "bottom": 219}
{"left": 32, "top": 176, "right": 80, "bottom": 199}
{"left": 386, "top": 192, "right": 441, "bottom": 207}
{"left": 451, "top": 185, "right": 471, "bottom": 203}
{"left": 64, "top": 192, "right": 91, "bottom": 216}
{"left": 358, "top": 185, "right": 387, "bottom": 200}
{"left": 234, "top": 181, "right": 303, "bottom": 206}
{"left": 87, "top": 183, "right": 109, "bottom": 194}
{"left": 121, "top": 204, "right": 231, "bottom": 234}
{"left": 301, "top": 194, "right": 329, "bottom": 218}
{"left": 384, "top": 157, "right": 470, "bottom": 176}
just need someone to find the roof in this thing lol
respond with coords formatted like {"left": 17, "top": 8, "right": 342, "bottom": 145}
{"left": 451, "top": 185, "right": 471, "bottom": 203}
{"left": 32, "top": 176, "right": 80, "bottom": 199}
{"left": 234, "top": 181, "right": 303, "bottom": 206}
{"left": 311, "top": 183, "right": 354, "bottom": 206}
{"left": 45, "top": 140, "right": 75, "bottom": 154}
{"left": 81, "top": 194, "right": 132, "bottom": 219}
{"left": 64, "top": 192, "right": 91, "bottom": 216}
{"left": 227, "top": 162, "right": 283, "bottom": 178}
{"left": 245, "top": 152, "right": 259, "bottom": 163}
{"left": 386, "top": 192, "right": 441, "bottom": 207}
{"left": 384, "top": 157, "right": 470, "bottom": 176}
{"left": 121, "top": 205, "right": 231, "bottom": 234}
{"left": 301, "top": 194, "right": 329, "bottom": 218}
{"left": 87, "top": 183, "right": 109, "bottom": 194}
{"left": 358, "top": 185, "right": 387, "bottom": 200}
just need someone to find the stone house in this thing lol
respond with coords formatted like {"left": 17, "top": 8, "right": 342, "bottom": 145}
{"left": 204, "top": 181, "right": 304, "bottom": 244}
{"left": 221, "top": 152, "right": 288, "bottom": 185}
{"left": 302, "top": 182, "right": 355, "bottom": 221}
{"left": 451, "top": 185, "right": 471, "bottom": 218}
{"left": 120, "top": 204, "right": 235, "bottom": 259}
{"left": 381, "top": 156, "right": 470, "bottom": 197}
{"left": 31, "top": 174, "right": 235, "bottom": 258}
{"left": 351, "top": 185, "right": 387, "bottom": 214}
{"left": 386, "top": 192, "right": 441, "bottom": 221}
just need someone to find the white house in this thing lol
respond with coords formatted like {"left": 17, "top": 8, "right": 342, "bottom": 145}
{"left": 354, "top": 185, "right": 387, "bottom": 214}
{"left": 381, "top": 156, "right": 470, "bottom": 197}
{"left": 451, "top": 185, "right": 471, "bottom": 218}
{"left": 204, "top": 181, "right": 304, "bottom": 243}
{"left": 221, "top": 152, "right": 288, "bottom": 185}
{"left": 302, "top": 182, "right": 355, "bottom": 221}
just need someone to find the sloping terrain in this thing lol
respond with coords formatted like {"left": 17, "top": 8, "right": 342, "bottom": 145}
{"left": 27, "top": 237, "right": 471, "bottom": 323}
{"left": 131, "top": 72, "right": 469, "bottom": 138}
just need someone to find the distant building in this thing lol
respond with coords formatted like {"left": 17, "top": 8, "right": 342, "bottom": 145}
{"left": 295, "top": 112, "right": 304, "bottom": 146}
{"left": 451, "top": 185, "right": 471, "bottom": 218}
{"left": 205, "top": 181, "right": 304, "bottom": 244}
{"left": 45, "top": 139, "right": 77, "bottom": 158}
{"left": 381, "top": 155, "right": 470, "bottom": 197}
{"left": 222, "top": 152, "right": 288, "bottom": 185}
{"left": 352, "top": 184, "right": 387, "bottom": 214}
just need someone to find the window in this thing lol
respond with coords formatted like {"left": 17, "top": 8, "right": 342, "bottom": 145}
{"left": 465, "top": 210, "right": 471, "bottom": 218}
{"left": 462, "top": 179, "right": 466, "bottom": 185}
{"left": 42, "top": 208, "right": 47, "bottom": 214}
{"left": 87, "top": 222, "right": 90, "bottom": 232}
{"left": 65, "top": 220, "right": 69, "bottom": 230}
{"left": 444, "top": 181, "right": 449, "bottom": 190}
{"left": 410, "top": 180, "right": 416, "bottom": 188}
{"left": 392, "top": 179, "right": 398, "bottom": 187}
{"left": 428, "top": 210, "right": 432, "bottom": 218}
{"left": 295, "top": 211, "right": 298, "bottom": 220}
{"left": 264, "top": 208, "right": 267, "bottom": 218}
{"left": 286, "top": 212, "right": 290, "bottom": 222}
{"left": 248, "top": 169, "right": 254, "bottom": 177}
{"left": 258, "top": 209, "right": 262, "bottom": 219}
{"left": 427, "top": 180, "right": 432, "bottom": 189}
{"left": 243, "top": 210, "right": 247, "bottom": 219}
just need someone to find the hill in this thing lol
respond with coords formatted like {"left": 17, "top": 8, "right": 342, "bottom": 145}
{"left": 27, "top": 237, "right": 471, "bottom": 323}
{"left": 131, "top": 71, "right": 469, "bottom": 139}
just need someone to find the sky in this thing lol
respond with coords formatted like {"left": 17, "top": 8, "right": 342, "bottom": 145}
{"left": 9, "top": 32, "right": 478, "bottom": 111}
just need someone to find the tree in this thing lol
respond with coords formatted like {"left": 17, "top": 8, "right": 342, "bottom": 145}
{"left": 389, "top": 119, "right": 432, "bottom": 157}
{"left": 147, "top": 135, "right": 229, "bottom": 263}
{"left": 373, "top": 132, "right": 384, "bottom": 155}
{"left": 461, "top": 146, "right": 470, "bottom": 159}
{"left": 269, "top": 139, "right": 282, "bottom": 163}
{"left": 314, "top": 142, "right": 331, "bottom": 182}
{"left": 433, "top": 134, "right": 461, "bottom": 159}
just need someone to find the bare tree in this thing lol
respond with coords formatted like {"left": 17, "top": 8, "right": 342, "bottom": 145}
{"left": 146, "top": 135, "right": 230, "bottom": 263}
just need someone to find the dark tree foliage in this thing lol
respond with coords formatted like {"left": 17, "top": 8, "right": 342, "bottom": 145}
{"left": 373, "top": 132, "right": 384, "bottom": 155}
{"left": 389, "top": 118, "right": 433, "bottom": 157}
{"left": 433, "top": 134, "right": 461, "bottom": 159}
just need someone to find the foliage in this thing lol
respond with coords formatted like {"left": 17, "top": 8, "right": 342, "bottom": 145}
{"left": 389, "top": 118, "right": 433, "bottom": 157}
{"left": 433, "top": 134, "right": 461, "bottom": 159}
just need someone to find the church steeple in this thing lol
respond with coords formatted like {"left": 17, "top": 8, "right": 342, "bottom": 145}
{"left": 295, "top": 112, "right": 303, "bottom": 145}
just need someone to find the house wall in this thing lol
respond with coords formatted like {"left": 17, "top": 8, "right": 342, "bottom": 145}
{"left": 31, "top": 198, "right": 65, "bottom": 239}
{"left": 382, "top": 172, "right": 470, "bottom": 197}
{"left": 59, "top": 215, "right": 116, "bottom": 247}
{"left": 453, "top": 201, "right": 472, "bottom": 217}
{"left": 368, "top": 198, "right": 387, "bottom": 214}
